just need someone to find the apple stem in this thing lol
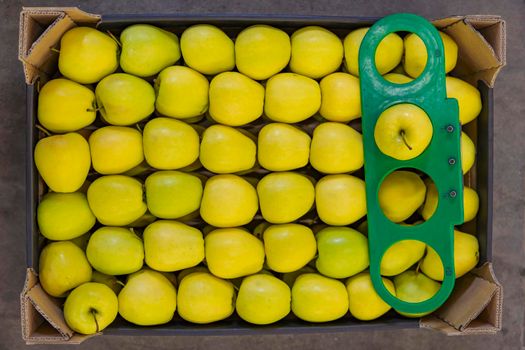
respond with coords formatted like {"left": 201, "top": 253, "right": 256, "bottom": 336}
{"left": 90, "top": 308, "right": 100, "bottom": 333}
{"left": 35, "top": 124, "right": 51, "bottom": 136}
{"left": 135, "top": 124, "right": 142, "bottom": 133}
{"left": 50, "top": 47, "right": 60, "bottom": 54}
{"left": 106, "top": 31, "right": 122, "bottom": 48}
{"left": 400, "top": 130, "right": 413, "bottom": 151}
{"left": 116, "top": 280, "right": 126, "bottom": 287}
{"left": 415, "top": 260, "right": 422, "bottom": 274}
{"left": 86, "top": 107, "right": 102, "bottom": 112}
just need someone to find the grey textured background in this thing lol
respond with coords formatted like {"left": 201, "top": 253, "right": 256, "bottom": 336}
{"left": 1, "top": 0, "right": 524, "bottom": 349}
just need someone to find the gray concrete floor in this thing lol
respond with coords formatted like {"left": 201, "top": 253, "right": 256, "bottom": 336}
{"left": 1, "top": 0, "right": 524, "bottom": 349}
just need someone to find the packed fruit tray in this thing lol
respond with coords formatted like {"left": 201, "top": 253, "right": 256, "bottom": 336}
{"left": 22, "top": 11, "right": 504, "bottom": 340}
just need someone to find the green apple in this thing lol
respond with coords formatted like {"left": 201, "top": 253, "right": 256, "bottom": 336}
{"left": 281, "top": 266, "right": 316, "bottom": 288}
{"left": 95, "top": 73, "right": 155, "bottom": 126}
{"left": 143, "top": 117, "right": 200, "bottom": 170}
{"left": 257, "top": 123, "right": 311, "bottom": 171}
{"left": 37, "top": 78, "right": 96, "bottom": 133}
{"left": 292, "top": 273, "right": 348, "bottom": 322}
{"left": 87, "top": 175, "right": 147, "bottom": 226}
{"left": 88, "top": 126, "right": 144, "bottom": 175}
{"left": 200, "top": 175, "right": 258, "bottom": 227}
{"left": 58, "top": 27, "right": 118, "bottom": 84}
{"left": 180, "top": 24, "right": 235, "bottom": 75}
{"left": 35, "top": 133, "right": 90, "bottom": 193}
{"left": 64, "top": 282, "right": 118, "bottom": 334}
{"left": 315, "top": 227, "right": 369, "bottom": 278}
{"left": 346, "top": 272, "right": 396, "bottom": 321}
{"left": 155, "top": 66, "right": 209, "bottom": 119}
{"left": 380, "top": 240, "right": 426, "bottom": 276}
{"left": 319, "top": 72, "right": 361, "bottom": 122}
{"left": 145, "top": 171, "right": 203, "bottom": 219}
{"left": 205, "top": 228, "right": 264, "bottom": 279}
{"left": 290, "top": 26, "right": 343, "bottom": 79}
{"left": 421, "top": 230, "right": 479, "bottom": 281}
{"left": 394, "top": 270, "right": 441, "bottom": 318}
{"left": 446, "top": 77, "right": 482, "bottom": 125}
{"left": 86, "top": 227, "right": 144, "bottom": 275}
{"left": 378, "top": 170, "right": 426, "bottom": 222}
{"left": 265, "top": 73, "right": 321, "bottom": 123}
{"left": 461, "top": 131, "right": 476, "bottom": 174}
{"left": 374, "top": 103, "right": 433, "bottom": 160}
{"left": 120, "top": 24, "right": 181, "bottom": 77}
{"left": 263, "top": 224, "right": 316, "bottom": 273}
{"left": 235, "top": 25, "right": 291, "bottom": 80}
{"left": 404, "top": 31, "right": 458, "bottom": 78}
{"left": 39, "top": 241, "right": 92, "bottom": 297}
{"left": 209, "top": 72, "right": 264, "bottom": 126}
{"left": 310, "top": 122, "right": 364, "bottom": 174}
{"left": 344, "top": 27, "right": 403, "bottom": 76}
{"left": 257, "top": 172, "right": 314, "bottom": 224}
{"left": 37, "top": 192, "right": 95, "bottom": 240}
{"left": 200, "top": 125, "right": 256, "bottom": 173}
{"left": 143, "top": 220, "right": 204, "bottom": 272}
{"left": 91, "top": 271, "right": 123, "bottom": 295}
{"left": 421, "top": 182, "right": 479, "bottom": 222}
{"left": 236, "top": 274, "right": 291, "bottom": 325}
{"left": 118, "top": 269, "right": 177, "bottom": 326}
{"left": 177, "top": 271, "right": 235, "bottom": 324}
{"left": 315, "top": 174, "right": 366, "bottom": 225}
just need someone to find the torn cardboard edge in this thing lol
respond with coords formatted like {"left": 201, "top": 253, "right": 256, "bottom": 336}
{"left": 18, "top": 6, "right": 505, "bottom": 344}
{"left": 18, "top": 7, "right": 506, "bottom": 86}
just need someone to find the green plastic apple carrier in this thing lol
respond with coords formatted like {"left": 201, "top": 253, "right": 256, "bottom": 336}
{"left": 358, "top": 13, "right": 464, "bottom": 314}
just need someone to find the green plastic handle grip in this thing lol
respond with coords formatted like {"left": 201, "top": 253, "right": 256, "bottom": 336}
{"left": 358, "top": 13, "right": 464, "bottom": 314}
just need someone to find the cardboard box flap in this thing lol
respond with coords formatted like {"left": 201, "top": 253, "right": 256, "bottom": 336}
{"left": 420, "top": 262, "right": 503, "bottom": 335}
{"left": 18, "top": 7, "right": 100, "bottom": 85}
{"left": 20, "top": 268, "right": 96, "bottom": 345}
{"left": 436, "top": 16, "right": 505, "bottom": 88}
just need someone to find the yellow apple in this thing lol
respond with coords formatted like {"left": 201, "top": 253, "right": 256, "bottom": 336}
{"left": 290, "top": 26, "right": 343, "bottom": 79}
{"left": 378, "top": 170, "right": 426, "bottom": 222}
{"left": 143, "top": 220, "right": 204, "bottom": 272}
{"left": 155, "top": 66, "right": 209, "bottom": 119}
{"left": 37, "top": 192, "right": 95, "bottom": 241}
{"left": 200, "top": 175, "right": 258, "bottom": 227}
{"left": 404, "top": 31, "right": 458, "bottom": 78}
{"left": 120, "top": 24, "right": 181, "bottom": 77}
{"left": 87, "top": 175, "right": 147, "bottom": 226}
{"left": 88, "top": 126, "right": 143, "bottom": 175}
{"left": 145, "top": 171, "right": 203, "bottom": 219}
{"left": 310, "top": 122, "right": 364, "bottom": 174}
{"left": 292, "top": 273, "right": 348, "bottom": 322}
{"left": 394, "top": 270, "right": 441, "bottom": 318}
{"left": 38, "top": 78, "right": 96, "bottom": 133}
{"left": 34, "top": 133, "right": 91, "bottom": 193}
{"left": 315, "top": 174, "right": 367, "bottom": 225}
{"left": 263, "top": 224, "right": 316, "bottom": 273}
{"left": 446, "top": 77, "right": 482, "bottom": 125}
{"left": 118, "top": 269, "right": 177, "bottom": 326}
{"left": 258, "top": 123, "right": 311, "bottom": 171}
{"left": 58, "top": 27, "right": 118, "bottom": 84}
{"left": 265, "top": 73, "right": 321, "bottom": 123}
{"left": 86, "top": 227, "right": 144, "bottom": 275}
{"left": 257, "top": 172, "right": 314, "bottom": 224}
{"left": 200, "top": 125, "right": 256, "bottom": 173}
{"left": 177, "top": 272, "right": 235, "bottom": 324}
{"left": 374, "top": 103, "right": 433, "bottom": 160}
{"left": 143, "top": 117, "right": 200, "bottom": 170}
{"left": 344, "top": 27, "right": 403, "bottom": 76}
{"left": 346, "top": 272, "right": 396, "bottom": 321}
{"left": 205, "top": 228, "right": 264, "bottom": 279}
{"left": 180, "top": 24, "right": 234, "bottom": 75}
{"left": 421, "top": 182, "right": 479, "bottom": 222}
{"left": 236, "top": 274, "right": 291, "bottom": 325}
{"left": 39, "top": 241, "right": 92, "bottom": 297}
{"left": 380, "top": 239, "right": 426, "bottom": 276}
{"left": 235, "top": 25, "right": 291, "bottom": 80}
{"left": 461, "top": 131, "right": 476, "bottom": 174}
{"left": 319, "top": 72, "right": 361, "bottom": 122}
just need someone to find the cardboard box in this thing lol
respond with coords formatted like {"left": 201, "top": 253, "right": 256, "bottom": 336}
{"left": 19, "top": 7, "right": 506, "bottom": 344}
